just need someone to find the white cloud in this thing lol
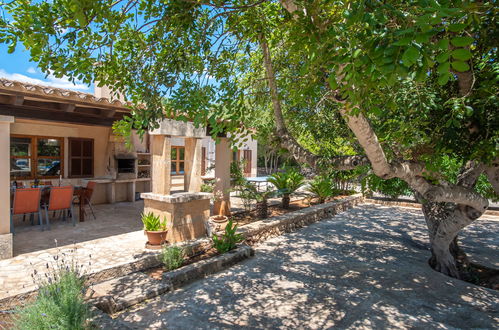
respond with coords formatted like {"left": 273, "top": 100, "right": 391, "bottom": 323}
{"left": 0, "top": 69, "right": 90, "bottom": 91}
{"left": 26, "top": 67, "right": 37, "bottom": 74}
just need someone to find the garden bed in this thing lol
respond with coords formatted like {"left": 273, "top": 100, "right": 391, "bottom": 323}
{"left": 233, "top": 192, "right": 356, "bottom": 227}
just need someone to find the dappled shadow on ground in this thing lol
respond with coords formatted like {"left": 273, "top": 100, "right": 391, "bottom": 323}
{"left": 115, "top": 205, "right": 499, "bottom": 329}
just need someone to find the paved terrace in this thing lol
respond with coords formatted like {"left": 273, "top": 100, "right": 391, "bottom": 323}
{"left": 115, "top": 204, "right": 499, "bottom": 329}
{"left": 0, "top": 194, "right": 289, "bottom": 300}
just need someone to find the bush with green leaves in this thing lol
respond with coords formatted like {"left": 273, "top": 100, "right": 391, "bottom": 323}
{"left": 307, "top": 175, "right": 333, "bottom": 203}
{"left": 230, "top": 160, "right": 247, "bottom": 188}
{"left": 200, "top": 183, "right": 214, "bottom": 193}
{"left": 160, "top": 246, "right": 184, "bottom": 271}
{"left": 268, "top": 168, "right": 305, "bottom": 208}
{"left": 212, "top": 219, "right": 243, "bottom": 254}
{"left": 361, "top": 175, "right": 413, "bottom": 199}
{"left": 240, "top": 182, "right": 276, "bottom": 218}
{"left": 141, "top": 212, "right": 167, "bottom": 231}
{"left": 15, "top": 250, "right": 90, "bottom": 330}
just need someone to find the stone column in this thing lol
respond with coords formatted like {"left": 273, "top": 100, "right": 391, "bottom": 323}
{"left": 213, "top": 137, "right": 232, "bottom": 216}
{"left": 0, "top": 115, "right": 14, "bottom": 259}
{"left": 151, "top": 135, "right": 171, "bottom": 195}
{"left": 184, "top": 138, "right": 202, "bottom": 192}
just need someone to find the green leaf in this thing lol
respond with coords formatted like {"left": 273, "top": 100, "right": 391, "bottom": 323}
{"left": 436, "top": 52, "right": 450, "bottom": 63}
{"left": 393, "top": 37, "right": 411, "bottom": 46}
{"left": 401, "top": 46, "right": 419, "bottom": 67}
{"left": 451, "top": 36, "right": 474, "bottom": 47}
{"left": 451, "top": 61, "right": 470, "bottom": 72}
{"left": 448, "top": 23, "right": 467, "bottom": 32}
{"left": 437, "top": 39, "right": 449, "bottom": 50}
{"left": 328, "top": 75, "right": 338, "bottom": 89}
{"left": 451, "top": 48, "right": 472, "bottom": 61}
{"left": 353, "top": 49, "right": 362, "bottom": 58}
{"left": 7, "top": 42, "right": 16, "bottom": 54}
{"left": 438, "top": 72, "right": 450, "bottom": 85}
{"left": 437, "top": 62, "right": 450, "bottom": 74}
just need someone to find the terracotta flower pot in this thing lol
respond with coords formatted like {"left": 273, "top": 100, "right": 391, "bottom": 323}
{"left": 145, "top": 230, "right": 168, "bottom": 245}
{"left": 210, "top": 215, "right": 228, "bottom": 223}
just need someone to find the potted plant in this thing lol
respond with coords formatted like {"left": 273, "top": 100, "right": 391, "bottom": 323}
{"left": 141, "top": 212, "right": 168, "bottom": 245}
{"left": 268, "top": 168, "right": 305, "bottom": 209}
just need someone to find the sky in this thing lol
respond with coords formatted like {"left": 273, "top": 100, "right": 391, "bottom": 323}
{"left": 0, "top": 43, "right": 93, "bottom": 93}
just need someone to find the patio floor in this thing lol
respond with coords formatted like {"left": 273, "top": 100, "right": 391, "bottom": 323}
{"left": 0, "top": 193, "right": 289, "bottom": 301}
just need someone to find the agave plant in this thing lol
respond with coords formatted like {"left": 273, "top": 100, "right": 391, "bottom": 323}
{"left": 268, "top": 168, "right": 305, "bottom": 208}
{"left": 307, "top": 175, "right": 333, "bottom": 204}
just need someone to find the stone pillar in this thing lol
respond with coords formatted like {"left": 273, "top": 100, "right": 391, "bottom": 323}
{"left": 213, "top": 137, "right": 232, "bottom": 216}
{"left": 184, "top": 138, "right": 202, "bottom": 192}
{"left": 0, "top": 115, "right": 14, "bottom": 260}
{"left": 151, "top": 135, "right": 171, "bottom": 195}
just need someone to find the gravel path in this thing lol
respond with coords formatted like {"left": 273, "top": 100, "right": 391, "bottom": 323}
{"left": 115, "top": 204, "right": 499, "bottom": 329}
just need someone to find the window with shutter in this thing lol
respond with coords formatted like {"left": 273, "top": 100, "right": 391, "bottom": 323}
{"left": 69, "top": 138, "right": 94, "bottom": 177}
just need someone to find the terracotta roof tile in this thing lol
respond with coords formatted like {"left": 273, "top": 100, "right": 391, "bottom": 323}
{"left": 0, "top": 78, "right": 129, "bottom": 110}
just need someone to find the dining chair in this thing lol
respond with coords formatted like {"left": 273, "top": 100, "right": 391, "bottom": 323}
{"left": 75, "top": 181, "right": 97, "bottom": 220}
{"left": 11, "top": 188, "right": 43, "bottom": 234}
{"left": 44, "top": 186, "right": 77, "bottom": 230}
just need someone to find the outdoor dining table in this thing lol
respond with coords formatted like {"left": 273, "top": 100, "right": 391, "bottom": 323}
{"left": 10, "top": 185, "right": 87, "bottom": 224}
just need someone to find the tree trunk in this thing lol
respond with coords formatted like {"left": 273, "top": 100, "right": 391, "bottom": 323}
{"left": 282, "top": 194, "right": 290, "bottom": 209}
{"left": 420, "top": 200, "right": 479, "bottom": 278}
{"left": 256, "top": 200, "right": 268, "bottom": 219}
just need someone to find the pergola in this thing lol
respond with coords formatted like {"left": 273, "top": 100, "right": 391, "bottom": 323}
{"left": 141, "top": 119, "right": 232, "bottom": 243}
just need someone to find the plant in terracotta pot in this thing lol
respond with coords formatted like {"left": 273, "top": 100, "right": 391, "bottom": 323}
{"left": 141, "top": 212, "right": 168, "bottom": 245}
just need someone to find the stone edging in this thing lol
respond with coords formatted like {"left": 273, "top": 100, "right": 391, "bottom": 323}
{"left": 239, "top": 194, "right": 363, "bottom": 245}
{"left": 91, "top": 245, "right": 254, "bottom": 315}
{"left": 364, "top": 198, "right": 499, "bottom": 216}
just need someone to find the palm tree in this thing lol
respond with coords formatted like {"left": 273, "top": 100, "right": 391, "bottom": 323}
{"left": 268, "top": 168, "right": 305, "bottom": 208}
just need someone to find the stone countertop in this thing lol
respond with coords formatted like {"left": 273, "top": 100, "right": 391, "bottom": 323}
{"left": 140, "top": 192, "right": 212, "bottom": 203}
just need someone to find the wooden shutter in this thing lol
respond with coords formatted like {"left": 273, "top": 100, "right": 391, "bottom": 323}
{"left": 243, "top": 150, "right": 252, "bottom": 176}
{"left": 69, "top": 138, "right": 94, "bottom": 177}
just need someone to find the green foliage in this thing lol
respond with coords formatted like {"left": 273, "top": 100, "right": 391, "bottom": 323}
{"left": 268, "top": 168, "right": 305, "bottom": 196}
{"left": 201, "top": 183, "right": 214, "bottom": 193}
{"left": 362, "top": 175, "right": 412, "bottom": 199}
{"left": 15, "top": 251, "right": 90, "bottom": 330}
{"left": 160, "top": 246, "right": 185, "bottom": 271}
{"left": 239, "top": 181, "right": 275, "bottom": 203}
{"left": 141, "top": 212, "right": 166, "bottom": 231}
{"left": 212, "top": 219, "right": 243, "bottom": 254}
{"left": 230, "top": 160, "right": 247, "bottom": 188}
{"left": 307, "top": 176, "right": 333, "bottom": 203}
{"left": 1, "top": 0, "right": 497, "bottom": 208}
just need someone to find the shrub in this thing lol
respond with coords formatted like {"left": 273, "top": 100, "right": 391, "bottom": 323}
{"left": 212, "top": 219, "right": 243, "bottom": 253}
{"left": 160, "top": 246, "right": 185, "bottom": 271}
{"left": 307, "top": 175, "right": 333, "bottom": 203}
{"left": 230, "top": 160, "right": 247, "bottom": 188}
{"left": 15, "top": 250, "right": 90, "bottom": 330}
{"left": 268, "top": 168, "right": 305, "bottom": 208}
{"left": 242, "top": 182, "right": 276, "bottom": 218}
{"left": 141, "top": 212, "right": 167, "bottom": 231}
{"left": 200, "top": 183, "right": 214, "bottom": 193}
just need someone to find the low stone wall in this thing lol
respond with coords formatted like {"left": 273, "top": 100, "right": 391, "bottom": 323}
{"left": 239, "top": 194, "right": 363, "bottom": 245}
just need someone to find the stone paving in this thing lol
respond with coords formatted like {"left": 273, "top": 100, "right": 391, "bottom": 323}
{"left": 0, "top": 194, "right": 291, "bottom": 301}
{"left": 114, "top": 204, "right": 499, "bottom": 329}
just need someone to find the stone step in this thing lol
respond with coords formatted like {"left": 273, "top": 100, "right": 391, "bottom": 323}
{"left": 91, "top": 245, "right": 254, "bottom": 314}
